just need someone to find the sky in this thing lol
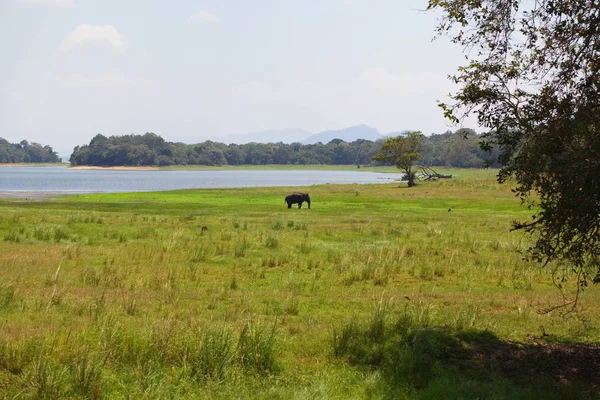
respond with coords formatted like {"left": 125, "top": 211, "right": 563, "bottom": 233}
{"left": 0, "top": 0, "right": 471, "bottom": 157}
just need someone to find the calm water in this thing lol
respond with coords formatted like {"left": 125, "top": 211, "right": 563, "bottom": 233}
{"left": 0, "top": 166, "right": 402, "bottom": 196}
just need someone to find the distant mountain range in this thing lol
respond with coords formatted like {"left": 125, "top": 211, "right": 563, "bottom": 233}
{"left": 201, "top": 124, "right": 413, "bottom": 145}
{"left": 164, "top": 125, "right": 416, "bottom": 146}
{"left": 216, "top": 128, "right": 312, "bottom": 144}
{"left": 301, "top": 124, "right": 383, "bottom": 144}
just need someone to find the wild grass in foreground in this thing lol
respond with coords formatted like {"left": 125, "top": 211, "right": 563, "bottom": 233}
{"left": 0, "top": 169, "right": 598, "bottom": 398}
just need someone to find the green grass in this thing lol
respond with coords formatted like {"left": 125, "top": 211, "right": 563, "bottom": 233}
{"left": 0, "top": 169, "right": 598, "bottom": 399}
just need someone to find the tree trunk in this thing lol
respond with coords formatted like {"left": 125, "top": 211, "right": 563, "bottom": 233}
{"left": 406, "top": 166, "right": 415, "bottom": 187}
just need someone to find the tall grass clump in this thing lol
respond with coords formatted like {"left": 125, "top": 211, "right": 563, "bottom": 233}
{"left": 234, "top": 235, "right": 251, "bottom": 258}
{"left": 0, "top": 340, "right": 39, "bottom": 375}
{"left": 271, "top": 221, "right": 284, "bottom": 230}
{"left": 453, "top": 301, "right": 481, "bottom": 331}
{"left": 187, "top": 323, "right": 279, "bottom": 382}
{"left": 69, "top": 351, "right": 108, "bottom": 399}
{"left": 189, "top": 328, "right": 235, "bottom": 382}
{"left": 265, "top": 235, "right": 279, "bottom": 249}
{"left": 0, "top": 280, "right": 16, "bottom": 310}
{"left": 81, "top": 266, "right": 101, "bottom": 286}
{"left": 4, "top": 229, "right": 22, "bottom": 243}
{"left": 292, "top": 222, "right": 307, "bottom": 231}
{"left": 297, "top": 237, "right": 311, "bottom": 254}
{"left": 191, "top": 243, "right": 214, "bottom": 262}
{"left": 236, "top": 322, "right": 278, "bottom": 375}
{"left": 332, "top": 318, "right": 360, "bottom": 358}
{"left": 28, "top": 357, "right": 69, "bottom": 400}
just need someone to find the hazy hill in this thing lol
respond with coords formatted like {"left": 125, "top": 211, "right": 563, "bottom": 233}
{"left": 217, "top": 128, "right": 312, "bottom": 144}
{"left": 302, "top": 124, "right": 383, "bottom": 144}
{"left": 167, "top": 125, "right": 394, "bottom": 146}
{"left": 383, "top": 130, "right": 415, "bottom": 138}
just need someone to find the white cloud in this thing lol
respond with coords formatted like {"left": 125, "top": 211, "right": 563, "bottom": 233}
{"left": 18, "top": 0, "right": 75, "bottom": 7}
{"left": 58, "top": 25, "right": 127, "bottom": 54}
{"left": 190, "top": 10, "right": 221, "bottom": 23}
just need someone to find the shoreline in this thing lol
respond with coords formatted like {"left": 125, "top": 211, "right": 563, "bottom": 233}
{"left": 0, "top": 163, "right": 68, "bottom": 167}
{"left": 0, "top": 190, "right": 91, "bottom": 200}
{"left": 69, "top": 166, "right": 160, "bottom": 171}
{"left": 0, "top": 164, "right": 159, "bottom": 170}
{"left": 1, "top": 163, "right": 401, "bottom": 173}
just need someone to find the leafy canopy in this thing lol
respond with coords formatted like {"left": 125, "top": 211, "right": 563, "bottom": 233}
{"left": 373, "top": 132, "right": 425, "bottom": 187}
{"left": 0, "top": 138, "right": 61, "bottom": 163}
{"left": 428, "top": 0, "right": 600, "bottom": 295}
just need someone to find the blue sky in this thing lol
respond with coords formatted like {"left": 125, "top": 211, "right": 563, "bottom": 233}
{"left": 0, "top": 0, "right": 470, "bottom": 155}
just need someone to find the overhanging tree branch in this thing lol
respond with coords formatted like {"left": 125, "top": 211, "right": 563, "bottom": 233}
{"left": 428, "top": 0, "right": 600, "bottom": 302}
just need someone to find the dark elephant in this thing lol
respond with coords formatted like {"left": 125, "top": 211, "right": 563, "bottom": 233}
{"left": 285, "top": 192, "right": 311, "bottom": 209}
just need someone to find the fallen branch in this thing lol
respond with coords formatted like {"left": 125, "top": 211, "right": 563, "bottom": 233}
{"left": 420, "top": 166, "right": 452, "bottom": 180}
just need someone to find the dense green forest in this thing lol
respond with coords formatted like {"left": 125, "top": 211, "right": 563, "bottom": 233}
{"left": 0, "top": 138, "right": 62, "bottom": 163}
{"left": 69, "top": 129, "right": 499, "bottom": 168}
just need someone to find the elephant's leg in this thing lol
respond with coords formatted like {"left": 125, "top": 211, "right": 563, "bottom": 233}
{"left": 298, "top": 203, "right": 302, "bottom": 208}
{"left": 288, "top": 202, "right": 292, "bottom": 208}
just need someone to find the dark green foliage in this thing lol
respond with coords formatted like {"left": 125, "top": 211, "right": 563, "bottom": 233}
{"left": 0, "top": 138, "right": 61, "bottom": 163}
{"left": 332, "top": 313, "right": 465, "bottom": 387}
{"left": 414, "top": 377, "right": 545, "bottom": 400}
{"left": 68, "top": 130, "right": 498, "bottom": 168}
{"left": 332, "top": 310, "right": 598, "bottom": 399}
{"left": 428, "top": 0, "right": 600, "bottom": 292}
{"left": 69, "top": 133, "right": 384, "bottom": 167}
{"left": 372, "top": 132, "right": 425, "bottom": 186}
{"left": 406, "top": 329, "right": 464, "bottom": 386}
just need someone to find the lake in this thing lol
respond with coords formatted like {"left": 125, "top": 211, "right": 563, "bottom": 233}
{"left": 0, "top": 166, "right": 403, "bottom": 198}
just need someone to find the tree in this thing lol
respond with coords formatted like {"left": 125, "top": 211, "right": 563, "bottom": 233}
{"left": 428, "top": 1, "right": 600, "bottom": 297}
{"left": 351, "top": 139, "right": 369, "bottom": 167}
{"left": 225, "top": 145, "right": 246, "bottom": 165}
{"left": 372, "top": 132, "right": 424, "bottom": 187}
{"left": 440, "top": 129, "right": 485, "bottom": 168}
{"left": 0, "top": 138, "right": 60, "bottom": 163}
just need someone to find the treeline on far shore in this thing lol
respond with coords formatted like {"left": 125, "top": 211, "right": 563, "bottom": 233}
{"left": 0, "top": 138, "right": 62, "bottom": 163}
{"left": 1, "top": 128, "right": 500, "bottom": 168}
{"left": 68, "top": 128, "right": 500, "bottom": 168}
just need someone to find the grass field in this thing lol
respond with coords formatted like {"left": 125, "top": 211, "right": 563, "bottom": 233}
{"left": 1, "top": 169, "right": 599, "bottom": 399}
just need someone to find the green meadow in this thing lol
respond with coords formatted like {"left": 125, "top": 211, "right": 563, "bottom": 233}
{"left": 1, "top": 169, "right": 598, "bottom": 399}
